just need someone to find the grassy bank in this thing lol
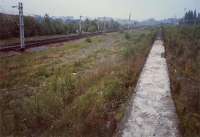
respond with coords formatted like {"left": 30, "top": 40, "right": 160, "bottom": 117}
{"left": 0, "top": 28, "right": 155, "bottom": 137}
{"left": 164, "top": 26, "right": 200, "bottom": 137}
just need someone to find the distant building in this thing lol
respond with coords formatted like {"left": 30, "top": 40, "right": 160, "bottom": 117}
{"left": 97, "top": 17, "right": 113, "bottom": 21}
{"left": 161, "top": 18, "right": 179, "bottom": 25}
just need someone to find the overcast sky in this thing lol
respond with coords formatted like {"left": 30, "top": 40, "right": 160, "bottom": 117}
{"left": 0, "top": 0, "right": 200, "bottom": 20}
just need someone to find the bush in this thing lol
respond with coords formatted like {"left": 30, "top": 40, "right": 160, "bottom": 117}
{"left": 125, "top": 32, "right": 131, "bottom": 40}
{"left": 85, "top": 38, "right": 92, "bottom": 43}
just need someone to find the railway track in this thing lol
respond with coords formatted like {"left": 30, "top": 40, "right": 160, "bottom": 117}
{"left": 0, "top": 31, "right": 114, "bottom": 52}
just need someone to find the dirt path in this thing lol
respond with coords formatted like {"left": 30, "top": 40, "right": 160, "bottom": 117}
{"left": 121, "top": 39, "right": 180, "bottom": 137}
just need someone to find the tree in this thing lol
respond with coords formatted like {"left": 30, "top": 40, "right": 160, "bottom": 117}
{"left": 183, "top": 10, "right": 200, "bottom": 25}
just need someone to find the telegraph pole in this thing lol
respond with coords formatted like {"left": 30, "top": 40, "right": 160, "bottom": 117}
{"left": 13, "top": 2, "right": 25, "bottom": 49}
{"left": 97, "top": 19, "right": 100, "bottom": 32}
{"left": 128, "top": 13, "right": 131, "bottom": 30}
{"left": 103, "top": 17, "right": 106, "bottom": 32}
{"left": 79, "top": 16, "right": 82, "bottom": 34}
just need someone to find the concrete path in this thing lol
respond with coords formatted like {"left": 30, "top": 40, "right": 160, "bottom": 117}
{"left": 122, "top": 39, "right": 180, "bottom": 137}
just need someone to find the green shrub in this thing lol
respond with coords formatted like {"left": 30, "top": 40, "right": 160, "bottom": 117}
{"left": 125, "top": 32, "right": 131, "bottom": 40}
{"left": 102, "top": 78, "right": 121, "bottom": 101}
{"left": 85, "top": 38, "right": 92, "bottom": 43}
{"left": 123, "top": 45, "right": 136, "bottom": 59}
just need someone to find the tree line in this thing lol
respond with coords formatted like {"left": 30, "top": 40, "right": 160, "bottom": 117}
{"left": 0, "top": 13, "right": 120, "bottom": 39}
{"left": 180, "top": 10, "right": 200, "bottom": 24}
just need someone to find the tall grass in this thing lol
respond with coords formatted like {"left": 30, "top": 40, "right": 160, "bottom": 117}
{"left": 164, "top": 25, "right": 200, "bottom": 137}
{"left": 0, "top": 29, "right": 156, "bottom": 137}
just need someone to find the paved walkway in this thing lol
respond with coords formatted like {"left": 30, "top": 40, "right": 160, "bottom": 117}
{"left": 122, "top": 40, "right": 180, "bottom": 137}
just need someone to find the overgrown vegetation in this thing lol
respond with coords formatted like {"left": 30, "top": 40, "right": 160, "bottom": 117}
{"left": 164, "top": 26, "right": 200, "bottom": 137}
{"left": 0, "top": 29, "right": 155, "bottom": 137}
